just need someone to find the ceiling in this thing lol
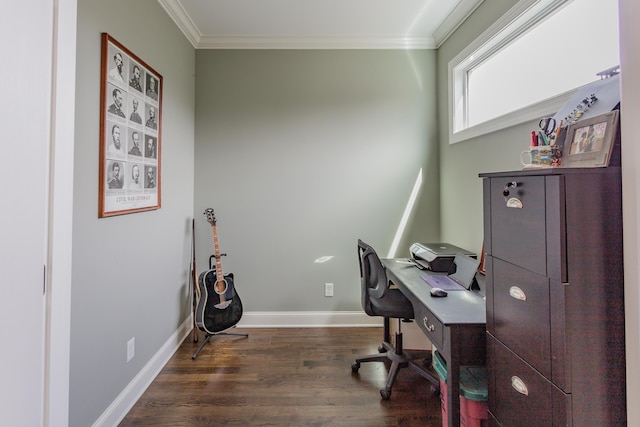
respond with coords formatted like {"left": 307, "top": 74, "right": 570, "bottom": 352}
{"left": 157, "top": 0, "right": 483, "bottom": 49}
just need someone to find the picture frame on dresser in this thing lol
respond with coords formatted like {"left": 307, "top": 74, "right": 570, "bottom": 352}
{"left": 561, "top": 110, "right": 619, "bottom": 168}
{"left": 98, "top": 33, "right": 162, "bottom": 218}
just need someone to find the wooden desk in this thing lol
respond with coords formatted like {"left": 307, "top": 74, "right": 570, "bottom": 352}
{"left": 382, "top": 259, "right": 486, "bottom": 427}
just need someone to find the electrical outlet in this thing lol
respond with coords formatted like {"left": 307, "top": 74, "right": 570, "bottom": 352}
{"left": 127, "top": 337, "right": 135, "bottom": 363}
{"left": 325, "top": 282, "right": 334, "bottom": 297}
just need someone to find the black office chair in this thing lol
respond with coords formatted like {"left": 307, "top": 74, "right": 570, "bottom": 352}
{"left": 352, "top": 239, "right": 440, "bottom": 400}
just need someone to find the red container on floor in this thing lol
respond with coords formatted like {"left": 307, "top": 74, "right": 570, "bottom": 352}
{"left": 433, "top": 350, "right": 488, "bottom": 427}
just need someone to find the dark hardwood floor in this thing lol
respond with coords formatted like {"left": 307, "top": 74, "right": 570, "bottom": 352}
{"left": 119, "top": 327, "right": 442, "bottom": 426}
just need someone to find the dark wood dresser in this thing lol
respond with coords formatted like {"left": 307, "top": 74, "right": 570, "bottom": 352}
{"left": 480, "top": 168, "right": 626, "bottom": 426}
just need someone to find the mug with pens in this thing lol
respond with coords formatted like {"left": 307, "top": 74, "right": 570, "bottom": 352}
{"left": 521, "top": 117, "right": 563, "bottom": 168}
{"left": 537, "top": 117, "right": 562, "bottom": 146}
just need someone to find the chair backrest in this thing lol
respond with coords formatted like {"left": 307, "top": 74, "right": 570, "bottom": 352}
{"left": 357, "top": 239, "right": 388, "bottom": 316}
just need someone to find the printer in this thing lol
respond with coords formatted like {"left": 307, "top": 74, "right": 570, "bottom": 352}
{"left": 409, "top": 242, "right": 476, "bottom": 272}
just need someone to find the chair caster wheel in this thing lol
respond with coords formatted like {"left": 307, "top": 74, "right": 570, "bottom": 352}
{"left": 351, "top": 362, "right": 360, "bottom": 373}
{"left": 378, "top": 344, "right": 387, "bottom": 353}
{"left": 380, "top": 389, "right": 391, "bottom": 400}
{"left": 431, "top": 385, "right": 440, "bottom": 396}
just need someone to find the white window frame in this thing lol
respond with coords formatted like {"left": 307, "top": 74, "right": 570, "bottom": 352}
{"left": 448, "top": 0, "right": 572, "bottom": 144}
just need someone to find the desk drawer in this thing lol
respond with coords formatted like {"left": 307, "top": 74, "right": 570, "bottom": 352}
{"left": 414, "top": 304, "right": 443, "bottom": 349}
{"left": 488, "top": 335, "right": 570, "bottom": 427}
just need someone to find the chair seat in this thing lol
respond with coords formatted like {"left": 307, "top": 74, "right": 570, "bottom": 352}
{"left": 369, "top": 288, "right": 414, "bottom": 320}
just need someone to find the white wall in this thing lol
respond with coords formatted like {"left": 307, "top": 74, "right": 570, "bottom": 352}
{"left": 0, "top": 2, "right": 53, "bottom": 425}
{"left": 619, "top": 0, "right": 640, "bottom": 423}
{"left": 0, "top": 1, "right": 77, "bottom": 425}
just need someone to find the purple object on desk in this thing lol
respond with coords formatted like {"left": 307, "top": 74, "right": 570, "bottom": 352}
{"left": 421, "top": 274, "right": 466, "bottom": 291}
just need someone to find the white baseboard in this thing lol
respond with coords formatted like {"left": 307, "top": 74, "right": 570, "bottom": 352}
{"left": 91, "top": 316, "right": 192, "bottom": 427}
{"left": 236, "top": 311, "right": 382, "bottom": 328}
{"left": 93, "top": 311, "right": 380, "bottom": 426}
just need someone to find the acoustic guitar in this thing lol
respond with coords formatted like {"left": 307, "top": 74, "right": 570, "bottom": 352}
{"left": 195, "top": 208, "right": 243, "bottom": 334}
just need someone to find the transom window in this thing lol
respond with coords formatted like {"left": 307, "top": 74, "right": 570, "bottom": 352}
{"left": 449, "top": 0, "right": 620, "bottom": 143}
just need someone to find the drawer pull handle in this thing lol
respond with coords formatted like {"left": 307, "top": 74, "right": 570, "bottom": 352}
{"left": 423, "top": 317, "right": 435, "bottom": 332}
{"left": 511, "top": 376, "right": 529, "bottom": 396}
{"left": 509, "top": 286, "right": 527, "bottom": 301}
{"left": 506, "top": 197, "right": 523, "bottom": 209}
{"left": 503, "top": 181, "right": 523, "bottom": 208}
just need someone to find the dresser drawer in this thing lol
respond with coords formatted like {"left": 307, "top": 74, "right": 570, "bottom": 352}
{"left": 487, "top": 176, "right": 547, "bottom": 276}
{"left": 488, "top": 336, "right": 570, "bottom": 427}
{"left": 485, "top": 175, "right": 566, "bottom": 281}
{"left": 490, "top": 258, "right": 551, "bottom": 378}
{"left": 414, "top": 304, "right": 443, "bottom": 349}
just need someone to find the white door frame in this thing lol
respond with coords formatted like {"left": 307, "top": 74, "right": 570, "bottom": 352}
{"left": 45, "top": 0, "right": 77, "bottom": 425}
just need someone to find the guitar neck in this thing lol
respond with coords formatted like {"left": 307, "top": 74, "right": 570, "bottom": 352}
{"left": 211, "top": 224, "right": 224, "bottom": 278}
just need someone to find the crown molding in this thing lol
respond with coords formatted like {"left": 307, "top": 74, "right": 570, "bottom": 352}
{"left": 157, "top": 0, "right": 201, "bottom": 48}
{"left": 196, "top": 35, "right": 436, "bottom": 50}
{"left": 158, "top": 0, "right": 474, "bottom": 50}
{"left": 434, "top": 0, "right": 484, "bottom": 48}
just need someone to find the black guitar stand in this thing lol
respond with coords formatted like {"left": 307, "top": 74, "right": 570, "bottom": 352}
{"left": 192, "top": 253, "right": 248, "bottom": 360}
{"left": 192, "top": 327, "right": 248, "bottom": 359}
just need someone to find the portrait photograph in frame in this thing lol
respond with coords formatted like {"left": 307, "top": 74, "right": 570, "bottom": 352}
{"left": 561, "top": 110, "right": 619, "bottom": 168}
{"left": 99, "top": 33, "right": 162, "bottom": 217}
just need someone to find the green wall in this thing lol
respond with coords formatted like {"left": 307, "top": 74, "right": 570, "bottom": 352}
{"left": 194, "top": 49, "right": 440, "bottom": 312}
{"left": 71, "top": 0, "right": 195, "bottom": 425}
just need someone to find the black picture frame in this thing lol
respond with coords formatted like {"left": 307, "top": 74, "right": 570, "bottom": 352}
{"left": 561, "top": 110, "right": 619, "bottom": 168}
{"left": 99, "top": 33, "right": 162, "bottom": 217}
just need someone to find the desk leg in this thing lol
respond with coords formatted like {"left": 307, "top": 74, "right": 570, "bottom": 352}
{"left": 446, "top": 354, "right": 461, "bottom": 427}
{"left": 444, "top": 326, "right": 486, "bottom": 427}
{"left": 445, "top": 326, "right": 469, "bottom": 427}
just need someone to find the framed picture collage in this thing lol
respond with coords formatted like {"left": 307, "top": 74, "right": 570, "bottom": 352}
{"left": 99, "top": 33, "right": 162, "bottom": 217}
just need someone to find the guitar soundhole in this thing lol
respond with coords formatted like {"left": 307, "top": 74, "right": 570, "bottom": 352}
{"left": 215, "top": 279, "right": 228, "bottom": 295}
